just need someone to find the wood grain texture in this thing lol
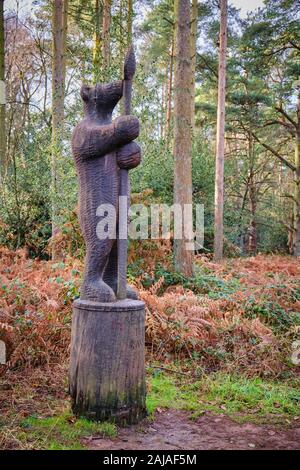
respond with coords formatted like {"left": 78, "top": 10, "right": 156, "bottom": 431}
{"left": 117, "top": 49, "right": 136, "bottom": 300}
{"left": 70, "top": 79, "right": 145, "bottom": 424}
{"left": 69, "top": 299, "right": 146, "bottom": 424}
{"left": 71, "top": 81, "right": 141, "bottom": 302}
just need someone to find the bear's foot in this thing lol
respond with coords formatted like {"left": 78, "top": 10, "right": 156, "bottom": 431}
{"left": 106, "top": 282, "right": 139, "bottom": 300}
{"left": 125, "top": 284, "right": 139, "bottom": 300}
{"left": 80, "top": 280, "right": 116, "bottom": 303}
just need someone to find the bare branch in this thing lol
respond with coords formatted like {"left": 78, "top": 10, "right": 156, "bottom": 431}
{"left": 251, "top": 131, "right": 296, "bottom": 172}
{"left": 274, "top": 105, "right": 297, "bottom": 129}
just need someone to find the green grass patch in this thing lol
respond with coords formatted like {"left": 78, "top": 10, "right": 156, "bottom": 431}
{"left": 196, "top": 374, "right": 300, "bottom": 416}
{"left": 146, "top": 373, "right": 178, "bottom": 416}
{"left": 146, "top": 370, "right": 300, "bottom": 423}
{"left": 19, "top": 411, "right": 117, "bottom": 450}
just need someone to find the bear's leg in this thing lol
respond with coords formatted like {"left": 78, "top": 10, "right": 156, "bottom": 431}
{"left": 81, "top": 239, "right": 116, "bottom": 303}
{"left": 103, "top": 239, "right": 139, "bottom": 300}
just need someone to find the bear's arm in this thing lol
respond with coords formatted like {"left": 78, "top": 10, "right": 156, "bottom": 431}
{"left": 72, "top": 115, "right": 139, "bottom": 160}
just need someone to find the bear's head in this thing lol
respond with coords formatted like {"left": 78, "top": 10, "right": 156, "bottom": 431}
{"left": 80, "top": 80, "right": 123, "bottom": 122}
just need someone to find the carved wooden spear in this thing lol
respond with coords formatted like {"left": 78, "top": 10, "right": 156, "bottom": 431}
{"left": 117, "top": 45, "right": 136, "bottom": 300}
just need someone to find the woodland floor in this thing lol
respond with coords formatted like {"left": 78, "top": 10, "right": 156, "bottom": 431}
{"left": 0, "top": 249, "right": 300, "bottom": 450}
{"left": 86, "top": 409, "right": 300, "bottom": 450}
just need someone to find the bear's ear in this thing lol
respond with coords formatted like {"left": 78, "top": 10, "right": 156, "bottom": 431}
{"left": 80, "top": 85, "right": 91, "bottom": 102}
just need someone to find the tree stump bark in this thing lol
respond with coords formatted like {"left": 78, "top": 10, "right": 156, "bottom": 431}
{"left": 69, "top": 299, "right": 146, "bottom": 425}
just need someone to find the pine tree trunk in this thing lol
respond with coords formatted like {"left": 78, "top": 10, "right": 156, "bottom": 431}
{"left": 173, "top": 0, "right": 193, "bottom": 277}
{"left": 190, "top": 0, "right": 198, "bottom": 131}
{"left": 51, "top": 0, "right": 68, "bottom": 260}
{"left": 248, "top": 178, "right": 257, "bottom": 255}
{"left": 62, "top": 0, "right": 68, "bottom": 89}
{"left": 102, "top": 0, "right": 111, "bottom": 81}
{"left": 247, "top": 132, "right": 257, "bottom": 255}
{"left": 161, "top": 76, "right": 167, "bottom": 139}
{"left": 127, "top": 0, "right": 133, "bottom": 45}
{"left": 293, "top": 128, "right": 300, "bottom": 256}
{"left": 118, "top": 0, "right": 124, "bottom": 75}
{"left": 213, "top": 0, "right": 227, "bottom": 262}
{"left": 166, "top": 35, "right": 174, "bottom": 139}
{"left": 93, "top": 0, "right": 102, "bottom": 83}
{"left": 0, "top": 0, "right": 5, "bottom": 183}
{"left": 248, "top": 210, "right": 257, "bottom": 255}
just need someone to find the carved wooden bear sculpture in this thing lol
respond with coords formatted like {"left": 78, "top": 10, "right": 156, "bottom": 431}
{"left": 72, "top": 80, "right": 141, "bottom": 302}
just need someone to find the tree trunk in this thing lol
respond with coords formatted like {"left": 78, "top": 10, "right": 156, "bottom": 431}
{"left": 51, "top": 0, "right": 68, "bottom": 260}
{"left": 62, "top": 0, "right": 68, "bottom": 89}
{"left": 161, "top": 76, "right": 166, "bottom": 139}
{"left": 293, "top": 129, "right": 300, "bottom": 256}
{"left": 102, "top": 0, "right": 111, "bottom": 81}
{"left": 0, "top": 0, "right": 5, "bottom": 183}
{"left": 93, "top": 0, "right": 102, "bottom": 83}
{"left": 248, "top": 186, "right": 257, "bottom": 256}
{"left": 166, "top": 34, "right": 174, "bottom": 139}
{"left": 173, "top": 0, "right": 193, "bottom": 277}
{"left": 247, "top": 132, "right": 257, "bottom": 255}
{"left": 127, "top": 0, "right": 133, "bottom": 45}
{"left": 213, "top": 0, "right": 227, "bottom": 262}
{"left": 190, "top": 0, "right": 198, "bottom": 131}
{"left": 288, "top": 222, "right": 294, "bottom": 254}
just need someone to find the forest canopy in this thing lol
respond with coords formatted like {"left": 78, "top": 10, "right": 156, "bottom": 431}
{"left": 0, "top": 0, "right": 299, "bottom": 261}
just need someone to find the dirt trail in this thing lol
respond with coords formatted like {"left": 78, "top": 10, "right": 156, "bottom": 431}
{"left": 86, "top": 410, "right": 300, "bottom": 450}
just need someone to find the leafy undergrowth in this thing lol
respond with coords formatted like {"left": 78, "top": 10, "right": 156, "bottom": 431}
{"left": 138, "top": 255, "right": 300, "bottom": 377}
{"left": 0, "top": 247, "right": 299, "bottom": 377}
{"left": 0, "top": 248, "right": 81, "bottom": 369}
{"left": 0, "top": 247, "right": 300, "bottom": 448}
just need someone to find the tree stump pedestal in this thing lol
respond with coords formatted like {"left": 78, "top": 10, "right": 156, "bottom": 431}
{"left": 69, "top": 299, "right": 146, "bottom": 425}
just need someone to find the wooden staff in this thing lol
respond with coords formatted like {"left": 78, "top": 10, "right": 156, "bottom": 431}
{"left": 117, "top": 45, "right": 136, "bottom": 300}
